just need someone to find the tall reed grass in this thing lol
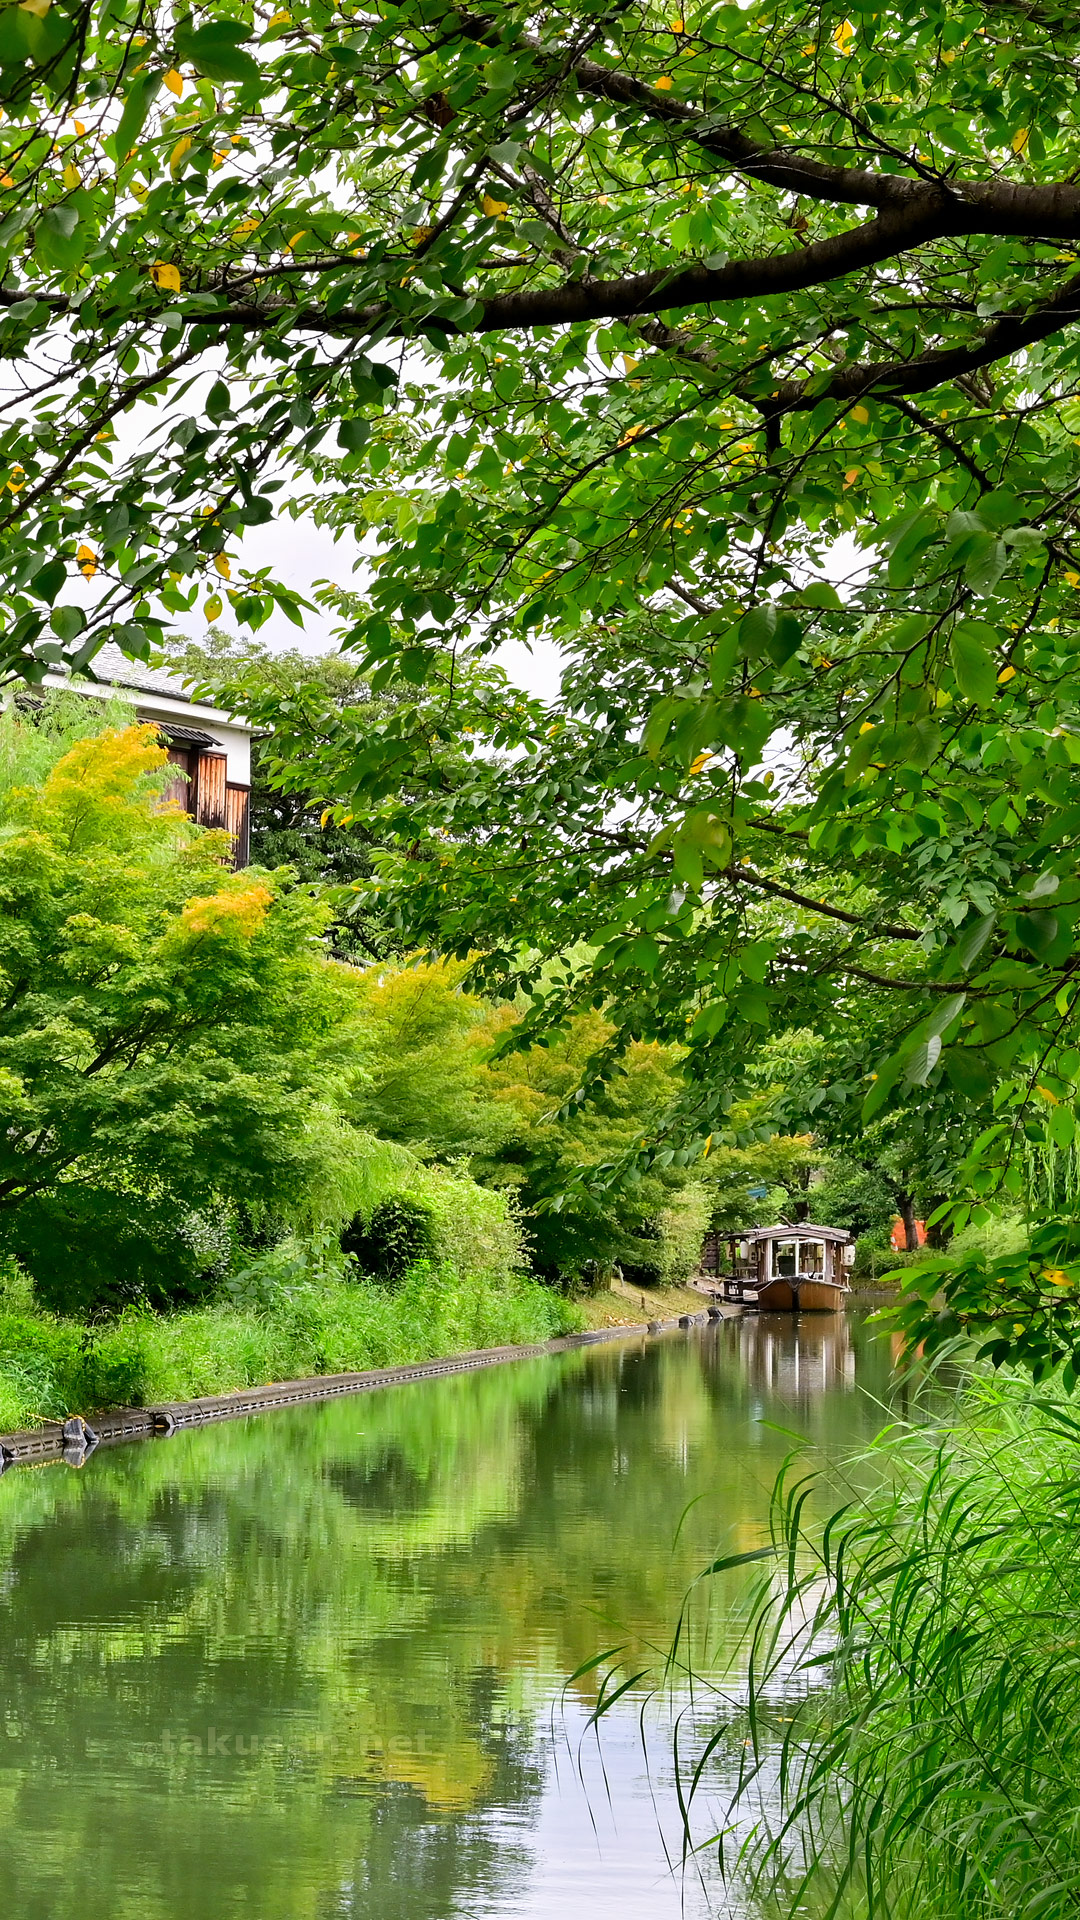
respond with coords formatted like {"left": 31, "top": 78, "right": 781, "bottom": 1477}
{"left": 707, "top": 1375, "right": 1080, "bottom": 1920}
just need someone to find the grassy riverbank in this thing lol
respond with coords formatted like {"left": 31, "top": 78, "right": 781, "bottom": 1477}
{"left": 0, "top": 1264, "right": 584, "bottom": 1432}
{"left": 578, "top": 1275, "right": 711, "bottom": 1330}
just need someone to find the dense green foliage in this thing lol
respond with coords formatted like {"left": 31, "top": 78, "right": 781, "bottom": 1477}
{"left": 4, "top": 0, "right": 1080, "bottom": 1341}
{"left": 0, "top": 699, "right": 366, "bottom": 1309}
{"left": 0, "top": 702, "right": 545, "bottom": 1347}
{"left": 716, "top": 1374, "right": 1080, "bottom": 1920}
{"left": 341, "top": 952, "right": 726, "bottom": 1283}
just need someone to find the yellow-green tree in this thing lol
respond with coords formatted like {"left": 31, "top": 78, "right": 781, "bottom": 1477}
{"left": 0, "top": 705, "right": 353, "bottom": 1312}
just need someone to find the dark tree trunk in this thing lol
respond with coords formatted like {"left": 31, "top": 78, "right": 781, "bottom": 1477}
{"left": 898, "top": 1191, "right": 920, "bottom": 1252}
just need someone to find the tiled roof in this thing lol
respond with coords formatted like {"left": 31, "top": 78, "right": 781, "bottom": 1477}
{"left": 74, "top": 643, "right": 195, "bottom": 704}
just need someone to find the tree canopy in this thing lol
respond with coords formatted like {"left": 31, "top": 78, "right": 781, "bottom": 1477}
{"left": 7, "top": 1, "right": 1080, "bottom": 1219}
{"left": 0, "top": 702, "right": 359, "bottom": 1309}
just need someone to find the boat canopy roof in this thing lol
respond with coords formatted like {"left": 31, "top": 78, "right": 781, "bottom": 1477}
{"left": 736, "top": 1223, "right": 851, "bottom": 1243}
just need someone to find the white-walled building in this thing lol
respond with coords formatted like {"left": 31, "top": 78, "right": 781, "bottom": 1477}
{"left": 43, "top": 644, "right": 253, "bottom": 866}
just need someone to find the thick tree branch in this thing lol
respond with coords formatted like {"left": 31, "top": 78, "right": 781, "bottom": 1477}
{"left": 765, "top": 268, "right": 1080, "bottom": 412}
{"left": 737, "top": 865, "right": 923, "bottom": 941}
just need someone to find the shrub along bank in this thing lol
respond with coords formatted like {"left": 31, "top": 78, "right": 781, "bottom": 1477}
{"left": 0, "top": 1261, "right": 582, "bottom": 1434}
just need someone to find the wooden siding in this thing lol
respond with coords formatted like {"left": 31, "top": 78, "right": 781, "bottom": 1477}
{"left": 192, "top": 751, "right": 227, "bottom": 829}
{"left": 225, "top": 783, "right": 251, "bottom": 867}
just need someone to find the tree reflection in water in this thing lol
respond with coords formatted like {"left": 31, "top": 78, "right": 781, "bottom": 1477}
{"left": 0, "top": 1313, "right": 897, "bottom": 1919}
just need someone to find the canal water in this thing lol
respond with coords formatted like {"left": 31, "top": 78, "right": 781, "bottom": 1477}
{"left": 0, "top": 1313, "right": 901, "bottom": 1918}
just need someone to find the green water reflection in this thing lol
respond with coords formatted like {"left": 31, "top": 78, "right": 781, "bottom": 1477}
{"left": 0, "top": 1312, "right": 900, "bottom": 1919}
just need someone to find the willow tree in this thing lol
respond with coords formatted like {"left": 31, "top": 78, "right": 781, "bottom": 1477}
{"left": 4, "top": 1, "right": 1080, "bottom": 1224}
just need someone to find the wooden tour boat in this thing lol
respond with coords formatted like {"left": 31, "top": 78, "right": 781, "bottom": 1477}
{"left": 702, "top": 1223, "right": 854, "bottom": 1313}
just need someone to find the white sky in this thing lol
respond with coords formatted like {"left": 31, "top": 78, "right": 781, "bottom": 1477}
{"left": 175, "top": 504, "right": 569, "bottom": 703}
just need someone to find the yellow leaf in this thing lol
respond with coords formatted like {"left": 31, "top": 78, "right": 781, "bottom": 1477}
{"left": 1012, "top": 127, "right": 1029, "bottom": 154}
{"left": 622, "top": 353, "right": 639, "bottom": 374}
{"left": 997, "top": 665, "right": 1017, "bottom": 683}
{"left": 213, "top": 553, "right": 231, "bottom": 581}
{"left": 671, "top": 17, "right": 684, "bottom": 29}
{"left": 1066, "top": 570, "right": 1080, "bottom": 585}
{"left": 130, "top": 181, "right": 148, "bottom": 201}
{"left": 204, "top": 593, "right": 223, "bottom": 621}
{"left": 843, "top": 467, "right": 859, "bottom": 489}
{"left": 655, "top": 74, "right": 674, "bottom": 89}
{"left": 285, "top": 229, "right": 306, "bottom": 250}
{"left": 689, "top": 751, "right": 712, "bottom": 774}
{"left": 73, "top": 119, "right": 85, "bottom": 135}
{"left": 268, "top": 7, "right": 291, "bottom": 22}
{"left": 0, "top": 175, "right": 13, "bottom": 189}
{"left": 76, "top": 543, "right": 97, "bottom": 579}
{"left": 61, "top": 161, "right": 81, "bottom": 189}
{"left": 940, "top": 48, "right": 955, "bottom": 63}
{"left": 163, "top": 67, "right": 183, "bottom": 97}
{"left": 150, "top": 261, "right": 181, "bottom": 293}
{"left": 18, "top": 0, "right": 50, "bottom": 17}
{"left": 850, "top": 403, "right": 869, "bottom": 423}
{"left": 481, "top": 192, "right": 508, "bottom": 217}
{"left": 169, "top": 135, "right": 192, "bottom": 176}
{"left": 232, "top": 217, "right": 259, "bottom": 237}
{"left": 833, "top": 17, "right": 855, "bottom": 51}
{"left": 859, "top": 721, "right": 876, "bottom": 735}
{"left": 1037, "top": 1086, "right": 1060, "bottom": 1105}
{"left": 211, "top": 152, "right": 226, "bottom": 168}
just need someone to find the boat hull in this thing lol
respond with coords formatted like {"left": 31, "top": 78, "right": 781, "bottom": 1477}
{"left": 757, "top": 1279, "right": 848, "bottom": 1313}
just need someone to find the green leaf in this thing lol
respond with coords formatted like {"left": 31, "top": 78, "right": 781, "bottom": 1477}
{"left": 905, "top": 1033, "right": 942, "bottom": 1086}
{"left": 337, "top": 418, "right": 369, "bottom": 453}
{"left": 951, "top": 620, "right": 998, "bottom": 706}
{"left": 206, "top": 381, "right": 232, "bottom": 422}
{"left": 963, "top": 534, "right": 1008, "bottom": 597}
{"left": 1048, "top": 1104, "right": 1076, "bottom": 1150}
{"left": 696, "top": 1546, "right": 776, "bottom": 1579}
{"left": 862, "top": 1051, "right": 905, "bottom": 1122}
{"left": 34, "top": 204, "right": 83, "bottom": 271}
{"left": 49, "top": 605, "right": 86, "bottom": 644}
{"left": 952, "top": 912, "right": 997, "bottom": 972}
{"left": 112, "top": 68, "right": 165, "bottom": 163}
{"left": 763, "top": 611, "right": 802, "bottom": 667}
{"left": 926, "top": 993, "right": 967, "bottom": 1040}
{"left": 1016, "top": 912, "right": 1059, "bottom": 958}
{"left": 739, "top": 603, "right": 775, "bottom": 654}
{"left": 30, "top": 559, "right": 66, "bottom": 605}
{"left": 174, "top": 21, "right": 261, "bottom": 84}
{"left": 0, "top": 7, "right": 35, "bottom": 64}
{"left": 943, "top": 1048, "right": 995, "bottom": 1101}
